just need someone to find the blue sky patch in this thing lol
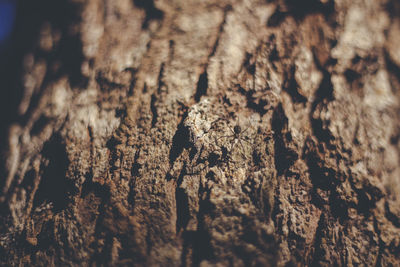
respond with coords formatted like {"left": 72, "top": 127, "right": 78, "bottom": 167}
{"left": 0, "top": 0, "right": 16, "bottom": 43}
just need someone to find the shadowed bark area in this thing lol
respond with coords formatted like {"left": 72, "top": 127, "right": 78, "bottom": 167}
{"left": 1, "top": 0, "right": 400, "bottom": 266}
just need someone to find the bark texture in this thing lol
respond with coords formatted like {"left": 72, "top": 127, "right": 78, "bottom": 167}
{"left": 1, "top": 0, "right": 400, "bottom": 266}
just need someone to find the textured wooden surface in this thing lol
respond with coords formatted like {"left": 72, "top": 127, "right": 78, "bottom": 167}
{"left": 1, "top": 0, "right": 400, "bottom": 265}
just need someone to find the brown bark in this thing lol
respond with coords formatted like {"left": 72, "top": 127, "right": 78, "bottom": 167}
{"left": 1, "top": 0, "right": 400, "bottom": 266}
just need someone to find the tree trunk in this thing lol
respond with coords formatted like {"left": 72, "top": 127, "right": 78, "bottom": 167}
{"left": 1, "top": 0, "right": 400, "bottom": 266}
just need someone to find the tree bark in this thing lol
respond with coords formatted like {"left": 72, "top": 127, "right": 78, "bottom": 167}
{"left": 1, "top": 0, "right": 400, "bottom": 266}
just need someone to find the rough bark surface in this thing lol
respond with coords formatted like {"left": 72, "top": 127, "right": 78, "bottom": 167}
{"left": 1, "top": 0, "right": 400, "bottom": 266}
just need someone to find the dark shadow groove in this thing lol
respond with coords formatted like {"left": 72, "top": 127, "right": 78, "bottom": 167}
{"left": 33, "top": 133, "right": 75, "bottom": 212}
{"left": 176, "top": 187, "right": 190, "bottom": 233}
{"left": 309, "top": 70, "right": 335, "bottom": 145}
{"left": 150, "top": 94, "right": 158, "bottom": 127}
{"left": 283, "top": 66, "right": 307, "bottom": 103}
{"left": 267, "top": 0, "right": 335, "bottom": 27}
{"left": 132, "top": 0, "right": 164, "bottom": 29}
{"left": 169, "top": 112, "right": 190, "bottom": 165}
{"left": 194, "top": 71, "right": 208, "bottom": 102}
{"left": 271, "top": 104, "right": 298, "bottom": 176}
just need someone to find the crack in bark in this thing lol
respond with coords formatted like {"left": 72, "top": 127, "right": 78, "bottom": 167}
{"left": 33, "top": 133, "right": 74, "bottom": 212}
{"left": 175, "top": 186, "right": 190, "bottom": 233}
{"left": 192, "top": 171, "right": 215, "bottom": 266}
{"left": 373, "top": 217, "right": 385, "bottom": 267}
{"left": 272, "top": 104, "right": 298, "bottom": 176}
{"left": 96, "top": 73, "right": 125, "bottom": 92}
{"left": 150, "top": 94, "right": 158, "bottom": 127}
{"left": 168, "top": 111, "right": 190, "bottom": 165}
{"left": 385, "top": 201, "right": 400, "bottom": 228}
{"left": 194, "top": 71, "right": 208, "bottom": 102}
{"left": 128, "top": 150, "right": 141, "bottom": 207}
{"left": 309, "top": 212, "right": 327, "bottom": 266}
{"left": 309, "top": 73, "right": 335, "bottom": 144}
{"left": 157, "top": 62, "right": 166, "bottom": 94}
{"left": 132, "top": 0, "right": 164, "bottom": 29}
{"left": 267, "top": 0, "right": 335, "bottom": 27}
{"left": 284, "top": 65, "right": 308, "bottom": 103}
{"left": 194, "top": 5, "right": 231, "bottom": 102}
